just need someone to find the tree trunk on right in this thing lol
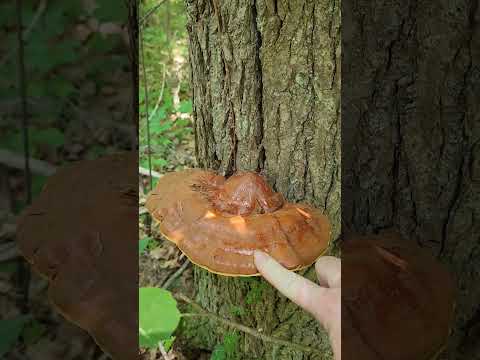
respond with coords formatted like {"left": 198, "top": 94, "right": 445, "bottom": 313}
{"left": 343, "top": 0, "right": 480, "bottom": 358}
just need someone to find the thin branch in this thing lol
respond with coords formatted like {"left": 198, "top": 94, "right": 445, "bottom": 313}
{"left": 174, "top": 293, "right": 323, "bottom": 355}
{"left": 161, "top": 259, "right": 190, "bottom": 289}
{"left": 147, "top": 63, "right": 166, "bottom": 123}
{"left": 140, "top": 0, "right": 168, "bottom": 27}
{"left": 138, "top": 166, "right": 162, "bottom": 178}
{"left": 0, "top": 149, "right": 56, "bottom": 176}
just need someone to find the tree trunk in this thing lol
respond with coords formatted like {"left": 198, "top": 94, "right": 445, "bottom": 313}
{"left": 182, "top": 0, "right": 340, "bottom": 359}
{"left": 343, "top": 0, "right": 480, "bottom": 358}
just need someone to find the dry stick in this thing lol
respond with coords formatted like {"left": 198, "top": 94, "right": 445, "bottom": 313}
{"left": 175, "top": 293, "right": 322, "bottom": 355}
{"left": 161, "top": 259, "right": 191, "bottom": 290}
{"left": 0, "top": 149, "right": 160, "bottom": 179}
{"left": 138, "top": 166, "right": 162, "bottom": 178}
{"left": 0, "top": 149, "right": 56, "bottom": 176}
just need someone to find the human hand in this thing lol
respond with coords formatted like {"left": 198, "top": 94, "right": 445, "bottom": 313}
{"left": 254, "top": 251, "right": 341, "bottom": 360}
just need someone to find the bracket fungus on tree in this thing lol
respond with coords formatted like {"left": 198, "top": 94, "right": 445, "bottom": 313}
{"left": 16, "top": 152, "right": 137, "bottom": 360}
{"left": 342, "top": 230, "right": 456, "bottom": 360}
{"left": 145, "top": 169, "right": 331, "bottom": 276}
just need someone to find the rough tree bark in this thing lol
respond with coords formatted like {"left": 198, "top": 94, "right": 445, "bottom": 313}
{"left": 343, "top": 0, "right": 479, "bottom": 359}
{"left": 181, "top": 0, "right": 340, "bottom": 359}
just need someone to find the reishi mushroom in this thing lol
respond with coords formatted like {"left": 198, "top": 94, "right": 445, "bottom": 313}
{"left": 145, "top": 169, "right": 331, "bottom": 276}
{"left": 16, "top": 152, "right": 137, "bottom": 360}
{"left": 342, "top": 230, "right": 456, "bottom": 360}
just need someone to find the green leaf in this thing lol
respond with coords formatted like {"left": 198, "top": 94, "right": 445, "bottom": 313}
{"left": 150, "top": 121, "right": 172, "bottom": 134}
{"left": 0, "top": 315, "right": 31, "bottom": 357}
{"left": 161, "top": 336, "right": 175, "bottom": 352}
{"left": 178, "top": 100, "right": 192, "bottom": 113}
{"left": 139, "top": 288, "right": 181, "bottom": 349}
{"left": 139, "top": 237, "right": 152, "bottom": 255}
{"left": 152, "top": 158, "right": 168, "bottom": 168}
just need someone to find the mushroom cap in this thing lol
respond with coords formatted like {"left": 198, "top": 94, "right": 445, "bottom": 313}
{"left": 145, "top": 169, "right": 331, "bottom": 276}
{"left": 16, "top": 152, "right": 137, "bottom": 360}
{"left": 342, "top": 230, "right": 456, "bottom": 360}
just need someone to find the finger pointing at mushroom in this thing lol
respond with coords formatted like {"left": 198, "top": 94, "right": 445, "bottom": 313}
{"left": 254, "top": 251, "right": 341, "bottom": 359}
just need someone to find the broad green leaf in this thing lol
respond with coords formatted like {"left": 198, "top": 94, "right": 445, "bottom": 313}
{"left": 150, "top": 121, "right": 172, "bottom": 134}
{"left": 152, "top": 158, "right": 168, "bottom": 168}
{"left": 139, "top": 287, "right": 181, "bottom": 348}
{"left": 0, "top": 315, "right": 31, "bottom": 357}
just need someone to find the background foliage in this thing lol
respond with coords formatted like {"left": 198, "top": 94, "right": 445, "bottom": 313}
{"left": 139, "top": 0, "right": 193, "bottom": 177}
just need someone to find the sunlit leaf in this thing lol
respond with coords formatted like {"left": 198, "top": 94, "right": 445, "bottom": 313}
{"left": 139, "top": 288, "right": 181, "bottom": 348}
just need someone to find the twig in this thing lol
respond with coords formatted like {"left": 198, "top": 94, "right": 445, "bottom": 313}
{"left": 138, "top": 166, "right": 162, "bottom": 178}
{"left": 0, "top": 150, "right": 161, "bottom": 179}
{"left": 147, "top": 63, "right": 166, "bottom": 123}
{"left": 175, "top": 293, "right": 322, "bottom": 355}
{"left": 0, "top": 149, "right": 57, "bottom": 176}
{"left": 0, "top": 0, "right": 48, "bottom": 67}
{"left": 161, "top": 259, "right": 190, "bottom": 290}
{"left": 140, "top": 0, "right": 168, "bottom": 27}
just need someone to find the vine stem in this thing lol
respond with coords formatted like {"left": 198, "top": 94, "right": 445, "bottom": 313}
{"left": 175, "top": 293, "right": 322, "bottom": 355}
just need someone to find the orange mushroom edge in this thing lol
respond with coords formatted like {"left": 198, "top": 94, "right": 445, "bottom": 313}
{"left": 145, "top": 169, "right": 332, "bottom": 276}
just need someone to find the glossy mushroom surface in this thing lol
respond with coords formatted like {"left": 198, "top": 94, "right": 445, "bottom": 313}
{"left": 16, "top": 152, "right": 138, "bottom": 360}
{"left": 145, "top": 169, "right": 331, "bottom": 276}
{"left": 342, "top": 230, "right": 456, "bottom": 360}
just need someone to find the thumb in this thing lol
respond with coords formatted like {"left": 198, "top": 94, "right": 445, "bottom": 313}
{"left": 315, "top": 256, "right": 341, "bottom": 288}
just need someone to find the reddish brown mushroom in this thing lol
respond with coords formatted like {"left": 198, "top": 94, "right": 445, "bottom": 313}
{"left": 342, "top": 230, "right": 456, "bottom": 360}
{"left": 16, "top": 152, "right": 137, "bottom": 360}
{"left": 145, "top": 169, "right": 331, "bottom": 276}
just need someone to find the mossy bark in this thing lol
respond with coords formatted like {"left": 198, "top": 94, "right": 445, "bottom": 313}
{"left": 342, "top": 0, "right": 480, "bottom": 358}
{"left": 181, "top": 0, "right": 340, "bottom": 359}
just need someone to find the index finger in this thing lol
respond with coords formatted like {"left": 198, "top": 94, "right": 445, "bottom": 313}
{"left": 254, "top": 251, "right": 328, "bottom": 316}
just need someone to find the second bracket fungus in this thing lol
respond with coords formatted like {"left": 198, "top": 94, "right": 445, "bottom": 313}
{"left": 146, "top": 169, "right": 331, "bottom": 276}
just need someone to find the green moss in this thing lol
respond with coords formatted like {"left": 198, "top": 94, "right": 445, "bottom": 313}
{"left": 244, "top": 278, "right": 269, "bottom": 305}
